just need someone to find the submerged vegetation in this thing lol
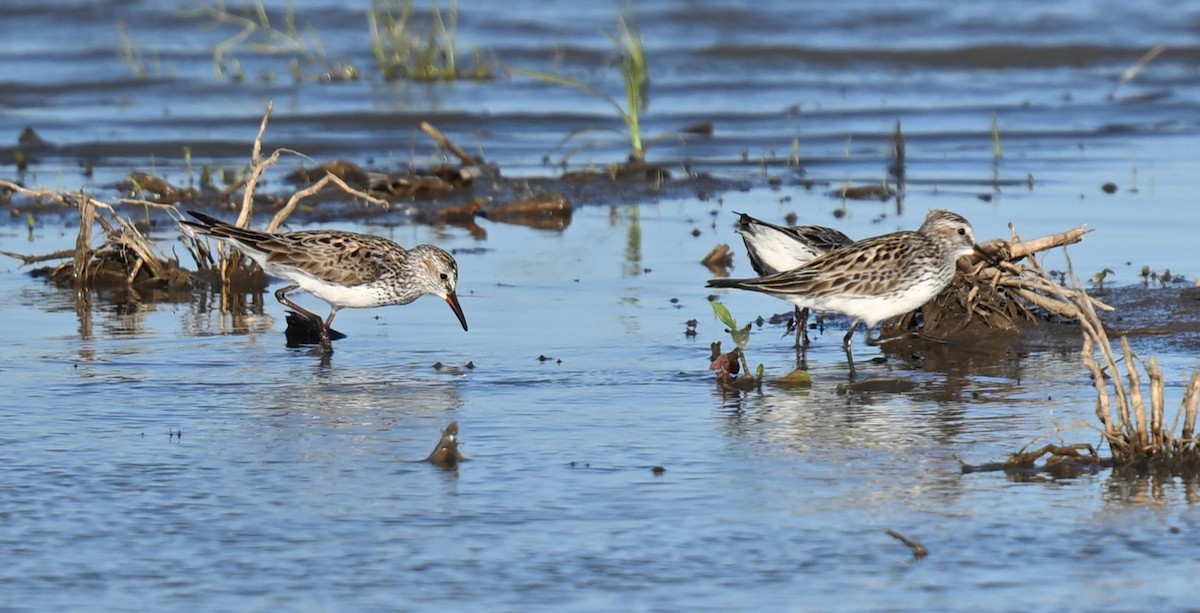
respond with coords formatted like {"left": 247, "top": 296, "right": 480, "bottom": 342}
{"left": 509, "top": 10, "right": 652, "bottom": 165}
{"left": 187, "top": 0, "right": 359, "bottom": 82}
{"left": 369, "top": 0, "right": 496, "bottom": 81}
{"left": 122, "top": 0, "right": 495, "bottom": 82}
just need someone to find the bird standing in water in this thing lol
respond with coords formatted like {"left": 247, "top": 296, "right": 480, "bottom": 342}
{"left": 181, "top": 211, "right": 468, "bottom": 354}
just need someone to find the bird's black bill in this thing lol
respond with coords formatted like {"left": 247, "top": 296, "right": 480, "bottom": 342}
{"left": 972, "top": 244, "right": 1002, "bottom": 267}
{"left": 446, "top": 291, "right": 469, "bottom": 331}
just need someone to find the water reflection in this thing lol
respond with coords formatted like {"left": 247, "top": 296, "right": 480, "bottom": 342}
{"left": 1104, "top": 469, "right": 1200, "bottom": 507}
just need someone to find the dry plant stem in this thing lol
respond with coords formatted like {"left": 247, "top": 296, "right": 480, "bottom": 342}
{"left": 1149, "top": 356, "right": 1164, "bottom": 450}
{"left": 265, "top": 172, "right": 390, "bottom": 233}
{"left": 420, "top": 121, "right": 478, "bottom": 166}
{"left": 1081, "top": 301, "right": 1133, "bottom": 437}
{"left": 0, "top": 248, "right": 77, "bottom": 265}
{"left": 1121, "top": 337, "right": 1149, "bottom": 450}
{"left": 1183, "top": 371, "right": 1200, "bottom": 441}
{"left": 1008, "top": 224, "right": 1088, "bottom": 260}
{"left": 1065, "top": 246, "right": 1135, "bottom": 440}
{"left": 0, "top": 181, "right": 178, "bottom": 290}
{"left": 1110, "top": 42, "right": 1170, "bottom": 98}
{"left": 235, "top": 100, "right": 275, "bottom": 229}
{"left": 1082, "top": 335, "right": 1116, "bottom": 437}
{"left": 74, "top": 192, "right": 95, "bottom": 283}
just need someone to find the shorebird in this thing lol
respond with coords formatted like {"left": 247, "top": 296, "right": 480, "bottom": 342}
{"left": 181, "top": 211, "right": 467, "bottom": 353}
{"left": 710, "top": 209, "right": 979, "bottom": 349}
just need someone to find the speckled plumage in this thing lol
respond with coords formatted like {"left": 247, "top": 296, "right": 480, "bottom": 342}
{"left": 711, "top": 209, "right": 978, "bottom": 345}
{"left": 181, "top": 211, "right": 467, "bottom": 351}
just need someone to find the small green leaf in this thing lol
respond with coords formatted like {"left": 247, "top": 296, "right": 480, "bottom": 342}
{"left": 730, "top": 322, "right": 752, "bottom": 350}
{"left": 710, "top": 299, "right": 738, "bottom": 330}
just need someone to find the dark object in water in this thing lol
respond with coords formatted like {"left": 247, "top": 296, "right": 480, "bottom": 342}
{"left": 426, "top": 421, "right": 466, "bottom": 469}
{"left": 283, "top": 311, "right": 346, "bottom": 348}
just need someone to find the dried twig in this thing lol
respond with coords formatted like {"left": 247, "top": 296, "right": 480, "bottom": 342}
{"left": 1109, "top": 42, "right": 1170, "bottom": 99}
{"left": 235, "top": 100, "right": 275, "bottom": 230}
{"left": 266, "top": 171, "right": 390, "bottom": 233}
{"left": 420, "top": 121, "right": 478, "bottom": 166}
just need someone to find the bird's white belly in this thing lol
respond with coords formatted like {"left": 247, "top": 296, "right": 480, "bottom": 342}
{"left": 780, "top": 279, "right": 944, "bottom": 326}
{"left": 263, "top": 263, "right": 384, "bottom": 309}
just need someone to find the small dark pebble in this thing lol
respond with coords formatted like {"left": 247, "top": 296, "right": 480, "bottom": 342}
{"left": 785, "top": 212, "right": 798, "bottom": 225}
{"left": 669, "top": 297, "right": 679, "bottom": 304}
{"left": 833, "top": 209, "right": 846, "bottom": 219}
{"left": 767, "top": 175, "right": 782, "bottom": 187}
{"left": 433, "top": 362, "right": 444, "bottom": 370}
{"left": 1170, "top": 526, "right": 1181, "bottom": 534}
{"left": 691, "top": 228, "right": 701, "bottom": 237}
{"left": 651, "top": 466, "right": 666, "bottom": 475}
{"left": 1101, "top": 182, "right": 1118, "bottom": 194}
{"left": 978, "top": 193, "right": 994, "bottom": 202}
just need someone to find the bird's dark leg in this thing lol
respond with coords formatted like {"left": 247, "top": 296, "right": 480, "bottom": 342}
{"left": 275, "top": 284, "right": 332, "bottom": 353}
{"left": 842, "top": 320, "right": 861, "bottom": 349}
{"left": 844, "top": 342, "right": 857, "bottom": 381}
{"left": 782, "top": 309, "right": 811, "bottom": 347}
{"left": 796, "top": 307, "right": 811, "bottom": 348}
{"left": 323, "top": 307, "right": 341, "bottom": 331}
{"left": 275, "top": 284, "right": 320, "bottom": 325}
{"left": 319, "top": 308, "right": 343, "bottom": 354}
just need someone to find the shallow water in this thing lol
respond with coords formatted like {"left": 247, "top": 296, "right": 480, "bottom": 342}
{"left": 4, "top": 1, "right": 1200, "bottom": 610}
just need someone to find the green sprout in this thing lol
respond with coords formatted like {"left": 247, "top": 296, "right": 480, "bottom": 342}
{"left": 509, "top": 8, "right": 650, "bottom": 164}
{"left": 710, "top": 300, "right": 750, "bottom": 350}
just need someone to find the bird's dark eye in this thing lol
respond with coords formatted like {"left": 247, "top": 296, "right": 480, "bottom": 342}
{"left": 440, "top": 273, "right": 449, "bottom": 281}
{"left": 957, "top": 228, "right": 966, "bottom": 236}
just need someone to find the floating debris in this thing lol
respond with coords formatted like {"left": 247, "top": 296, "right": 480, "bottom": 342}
{"left": 828, "top": 184, "right": 895, "bottom": 201}
{"left": 482, "top": 193, "right": 573, "bottom": 231}
{"left": 700, "top": 243, "right": 734, "bottom": 276}
{"left": 885, "top": 529, "right": 927, "bottom": 559}
{"left": 425, "top": 421, "right": 466, "bottom": 469}
{"left": 122, "top": 171, "right": 197, "bottom": 204}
